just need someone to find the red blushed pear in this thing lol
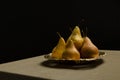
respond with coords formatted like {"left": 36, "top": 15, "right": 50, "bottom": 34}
{"left": 62, "top": 40, "right": 80, "bottom": 60}
{"left": 80, "top": 37, "right": 99, "bottom": 58}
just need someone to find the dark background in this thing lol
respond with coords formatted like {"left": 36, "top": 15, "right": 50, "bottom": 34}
{"left": 1, "top": 0, "right": 120, "bottom": 63}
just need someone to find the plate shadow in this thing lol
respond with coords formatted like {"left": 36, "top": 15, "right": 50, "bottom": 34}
{"left": 40, "top": 59, "right": 104, "bottom": 70}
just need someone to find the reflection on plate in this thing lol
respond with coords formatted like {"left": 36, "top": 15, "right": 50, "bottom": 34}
{"left": 44, "top": 51, "right": 106, "bottom": 64}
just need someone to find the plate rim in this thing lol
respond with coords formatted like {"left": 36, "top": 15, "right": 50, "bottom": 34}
{"left": 44, "top": 51, "right": 106, "bottom": 62}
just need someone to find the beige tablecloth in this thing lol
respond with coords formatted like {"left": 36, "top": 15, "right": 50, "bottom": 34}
{"left": 0, "top": 50, "right": 120, "bottom": 80}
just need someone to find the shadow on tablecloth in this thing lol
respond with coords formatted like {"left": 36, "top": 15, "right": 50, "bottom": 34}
{"left": 0, "top": 71, "right": 52, "bottom": 80}
{"left": 40, "top": 59, "right": 104, "bottom": 70}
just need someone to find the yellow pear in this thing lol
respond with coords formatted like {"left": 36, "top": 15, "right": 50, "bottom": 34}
{"left": 51, "top": 34, "right": 66, "bottom": 59}
{"left": 67, "top": 26, "right": 84, "bottom": 50}
{"left": 80, "top": 37, "right": 99, "bottom": 58}
{"left": 62, "top": 40, "right": 80, "bottom": 60}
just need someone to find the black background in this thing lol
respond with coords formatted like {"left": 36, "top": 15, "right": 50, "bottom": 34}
{"left": 1, "top": 0, "right": 120, "bottom": 63}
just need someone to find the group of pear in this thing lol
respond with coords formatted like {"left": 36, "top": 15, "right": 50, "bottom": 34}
{"left": 51, "top": 26, "right": 99, "bottom": 60}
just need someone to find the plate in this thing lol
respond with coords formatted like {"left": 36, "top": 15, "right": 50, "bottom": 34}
{"left": 44, "top": 51, "right": 106, "bottom": 63}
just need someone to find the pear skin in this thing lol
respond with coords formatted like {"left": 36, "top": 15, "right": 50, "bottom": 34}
{"left": 67, "top": 26, "right": 84, "bottom": 50}
{"left": 62, "top": 40, "right": 80, "bottom": 60}
{"left": 80, "top": 37, "right": 99, "bottom": 58}
{"left": 51, "top": 37, "right": 66, "bottom": 59}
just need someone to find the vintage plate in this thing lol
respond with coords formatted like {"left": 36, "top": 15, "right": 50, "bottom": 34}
{"left": 44, "top": 51, "right": 106, "bottom": 63}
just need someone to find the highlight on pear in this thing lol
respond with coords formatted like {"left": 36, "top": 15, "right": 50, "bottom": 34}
{"left": 50, "top": 26, "right": 99, "bottom": 60}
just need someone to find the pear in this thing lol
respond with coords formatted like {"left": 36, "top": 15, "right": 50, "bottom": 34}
{"left": 62, "top": 40, "right": 80, "bottom": 60}
{"left": 80, "top": 37, "right": 99, "bottom": 58}
{"left": 51, "top": 34, "right": 66, "bottom": 59}
{"left": 67, "top": 26, "right": 84, "bottom": 50}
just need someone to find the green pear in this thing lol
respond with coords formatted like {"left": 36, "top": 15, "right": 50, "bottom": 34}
{"left": 62, "top": 40, "right": 80, "bottom": 60}
{"left": 80, "top": 37, "right": 99, "bottom": 58}
{"left": 67, "top": 26, "right": 84, "bottom": 50}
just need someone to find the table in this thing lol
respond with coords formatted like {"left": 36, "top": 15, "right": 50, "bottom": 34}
{"left": 0, "top": 50, "right": 120, "bottom": 80}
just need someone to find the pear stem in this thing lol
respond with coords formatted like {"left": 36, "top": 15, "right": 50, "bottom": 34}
{"left": 57, "top": 32, "right": 62, "bottom": 38}
{"left": 85, "top": 26, "right": 88, "bottom": 37}
{"left": 81, "top": 29, "right": 84, "bottom": 37}
{"left": 82, "top": 26, "right": 88, "bottom": 37}
{"left": 69, "top": 27, "right": 73, "bottom": 32}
